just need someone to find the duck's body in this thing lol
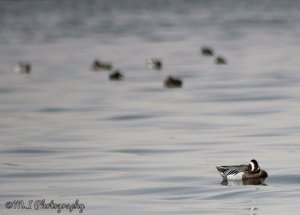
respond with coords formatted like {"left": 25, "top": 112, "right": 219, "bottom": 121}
{"left": 109, "top": 70, "right": 123, "bottom": 80}
{"left": 201, "top": 47, "right": 214, "bottom": 56}
{"left": 164, "top": 76, "right": 182, "bottom": 88}
{"left": 92, "top": 60, "right": 112, "bottom": 71}
{"left": 216, "top": 159, "right": 268, "bottom": 181}
{"left": 147, "top": 58, "right": 162, "bottom": 70}
{"left": 15, "top": 62, "right": 31, "bottom": 74}
{"left": 215, "top": 56, "right": 227, "bottom": 65}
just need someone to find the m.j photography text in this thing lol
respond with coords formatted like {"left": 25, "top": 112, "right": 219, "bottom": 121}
{"left": 5, "top": 199, "right": 85, "bottom": 213}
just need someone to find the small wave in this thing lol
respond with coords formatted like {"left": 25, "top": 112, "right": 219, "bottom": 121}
{"left": 37, "top": 107, "right": 71, "bottom": 113}
{"left": 110, "top": 148, "right": 191, "bottom": 155}
{"left": 105, "top": 114, "right": 155, "bottom": 121}
{"left": 1, "top": 148, "right": 57, "bottom": 154}
{"left": 0, "top": 87, "right": 16, "bottom": 94}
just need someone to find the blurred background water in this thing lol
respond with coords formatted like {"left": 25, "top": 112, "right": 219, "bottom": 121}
{"left": 1, "top": 0, "right": 300, "bottom": 214}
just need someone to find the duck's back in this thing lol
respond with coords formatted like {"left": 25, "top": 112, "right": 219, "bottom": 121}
{"left": 216, "top": 165, "right": 248, "bottom": 179}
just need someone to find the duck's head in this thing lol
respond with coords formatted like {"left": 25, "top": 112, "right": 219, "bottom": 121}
{"left": 248, "top": 159, "right": 260, "bottom": 173}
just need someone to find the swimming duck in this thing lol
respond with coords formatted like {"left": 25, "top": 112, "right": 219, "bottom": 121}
{"left": 215, "top": 56, "right": 227, "bottom": 65}
{"left": 164, "top": 76, "right": 182, "bottom": 88}
{"left": 146, "top": 58, "right": 162, "bottom": 70}
{"left": 109, "top": 70, "right": 123, "bottom": 80}
{"left": 201, "top": 47, "right": 214, "bottom": 56}
{"left": 15, "top": 62, "right": 31, "bottom": 74}
{"left": 216, "top": 159, "right": 268, "bottom": 181}
{"left": 91, "top": 60, "right": 112, "bottom": 71}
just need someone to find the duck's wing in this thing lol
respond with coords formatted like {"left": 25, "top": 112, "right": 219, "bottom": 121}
{"left": 216, "top": 165, "right": 247, "bottom": 179}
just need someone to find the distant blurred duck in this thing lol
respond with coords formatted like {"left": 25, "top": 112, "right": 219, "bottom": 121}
{"left": 164, "top": 76, "right": 182, "bottom": 88}
{"left": 146, "top": 58, "right": 162, "bottom": 70}
{"left": 109, "top": 70, "right": 123, "bottom": 80}
{"left": 201, "top": 47, "right": 214, "bottom": 56}
{"left": 216, "top": 159, "right": 268, "bottom": 182}
{"left": 91, "top": 59, "right": 112, "bottom": 71}
{"left": 215, "top": 56, "right": 227, "bottom": 65}
{"left": 15, "top": 62, "right": 31, "bottom": 74}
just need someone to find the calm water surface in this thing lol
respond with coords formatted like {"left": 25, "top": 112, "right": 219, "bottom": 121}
{"left": 0, "top": 0, "right": 300, "bottom": 214}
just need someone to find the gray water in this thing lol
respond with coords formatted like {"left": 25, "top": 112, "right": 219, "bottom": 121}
{"left": 1, "top": 0, "right": 300, "bottom": 214}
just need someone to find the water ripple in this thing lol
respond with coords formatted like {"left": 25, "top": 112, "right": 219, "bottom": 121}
{"left": 105, "top": 114, "right": 156, "bottom": 121}
{"left": 110, "top": 148, "right": 192, "bottom": 155}
{"left": 1, "top": 148, "right": 57, "bottom": 154}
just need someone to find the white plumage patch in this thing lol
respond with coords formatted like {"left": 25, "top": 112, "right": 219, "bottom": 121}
{"left": 227, "top": 172, "right": 244, "bottom": 180}
{"left": 249, "top": 161, "right": 255, "bottom": 171}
